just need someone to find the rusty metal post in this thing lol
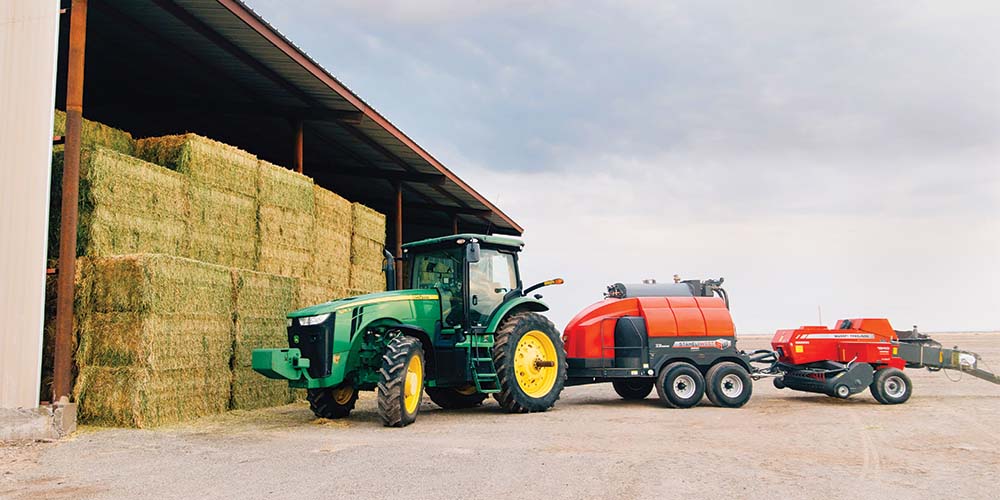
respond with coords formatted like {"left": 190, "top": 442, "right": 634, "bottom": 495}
{"left": 52, "top": 0, "right": 88, "bottom": 402}
{"left": 293, "top": 119, "right": 303, "bottom": 174}
{"left": 452, "top": 214, "right": 459, "bottom": 235}
{"left": 394, "top": 181, "right": 403, "bottom": 290}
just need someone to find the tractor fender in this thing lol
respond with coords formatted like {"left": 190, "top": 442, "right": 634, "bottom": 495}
{"left": 356, "top": 318, "right": 437, "bottom": 378}
{"left": 486, "top": 297, "right": 550, "bottom": 333}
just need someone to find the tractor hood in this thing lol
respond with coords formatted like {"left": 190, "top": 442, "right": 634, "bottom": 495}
{"left": 288, "top": 289, "right": 440, "bottom": 318}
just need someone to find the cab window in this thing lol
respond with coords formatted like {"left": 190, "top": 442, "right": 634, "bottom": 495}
{"left": 410, "top": 248, "right": 463, "bottom": 327}
{"left": 468, "top": 249, "right": 517, "bottom": 326}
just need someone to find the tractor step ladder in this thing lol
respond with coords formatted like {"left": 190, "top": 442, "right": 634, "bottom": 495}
{"left": 460, "top": 334, "right": 500, "bottom": 393}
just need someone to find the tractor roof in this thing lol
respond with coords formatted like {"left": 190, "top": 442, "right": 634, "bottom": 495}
{"left": 402, "top": 233, "right": 524, "bottom": 251}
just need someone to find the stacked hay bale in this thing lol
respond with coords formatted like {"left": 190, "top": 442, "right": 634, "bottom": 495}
{"left": 135, "top": 134, "right": 259, "bottom": 269}
{"left": 348, "top": 203, "right": 387, "bottom": 294}
{"left": 231, "top": 269, "right": 297, "bottom": 409}
{"left": 73, "top": 255, "right": 233, "bottom": 427}
{"left": 256, "top": 160, "right": 316, "bottom": 279}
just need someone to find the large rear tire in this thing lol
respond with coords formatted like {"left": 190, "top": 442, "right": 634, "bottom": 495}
{"left": 492, "top": 312, "right": 567, "bottom": 413}
{"left": 656, "top": 362, "right": 705, "bottom": 409}
{"left": 307, "top": 384, "right": 358, "bottom": 419}
{"left": 426, "top": 386, "right": 487, "bottom": 409}
{"left": 612, "top": 378, "right": 655, "bottom": 400}
{"left": 870, "top": 367, "right": 911, "bottom": 405}
{"left": 705, "top": 362, "right": 752, "bottom": 408}
{"left": 377, "top": 335, "right": 425, "bottom": 427}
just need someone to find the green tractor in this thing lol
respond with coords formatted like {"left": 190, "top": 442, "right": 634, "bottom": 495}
{"left": 252, "top": 234, "right": 567, "bottom": 427}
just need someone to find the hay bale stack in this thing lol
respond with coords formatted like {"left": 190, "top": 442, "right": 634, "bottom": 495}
{"left": 73, "top": 255, "right": 233, "bottom": 427}
{"left": 52, "top": 147, "right": 189, "bottom": 258}
{"left": 135, "top": 134, "right": 259, "bottom": 269}
{"left": 232, "top": 269, "right": 297, "bottom": 409}
{"left": 256, "top": 160, "right": 315, "bottom": 279}
{"left": 311, "top": 186, "right": 352, "bottom": 288}
{"left": 349, "top": 203, "right": 387, "bottom": 294}
{"left": 53, "top": 109, "right": 136, "bottom": 155}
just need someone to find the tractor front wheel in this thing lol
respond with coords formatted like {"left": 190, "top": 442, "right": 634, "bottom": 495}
{"left": 307, "top": 384, "right": 358, "bottom": 419}
{"left": 377, "top": 335, "right": 425, "bottom": 427}
{"left": 612, "top": 378, "right": 655, "bottom": 400}
{"left": 426, "top": 386, "right": 487, "bottom": 409}
{"left": 492, "top": 312, "right": 567, "bottom": 413}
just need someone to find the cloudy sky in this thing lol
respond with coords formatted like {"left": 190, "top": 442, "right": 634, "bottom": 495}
{"left": 249, "top": 0, "right": 999, "bottom": 333}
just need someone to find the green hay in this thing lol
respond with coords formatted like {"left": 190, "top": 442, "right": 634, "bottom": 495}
{"left": 53, "top": 109, "right": 136, "bottom": 156}
{"left": 351, "top": 202, "right": 386, "bottom": 241}
{"left": 185, "top": 184, "right": 258, "bottom": 269}
{"left": 256, "top": 161, "right": 315, "bottom": 278}
{"left": 349, "top": 266, "right": 387, "bottom": 295}
{"left": 74, "top": 366, "right": 230, "bottom": 428}
{"left": 56, "top": 147, "right": 190, "bottom": 258}
{"left": 296, "top": 279, "right": 347, "bottom": 309}
{"left": 75, "top": 255, "right": 234, "bottom": 371}
{"left": 135, "top": 134, "right": 258, "bottom": 198}
{"left": 311, "top": 186, "right": 352, "bottom": 288}
{"left": 230, "top": 366, "right": 292, "bottom": 410}
{"left": 232, "top": 269, "right": 296, "bottom": 369}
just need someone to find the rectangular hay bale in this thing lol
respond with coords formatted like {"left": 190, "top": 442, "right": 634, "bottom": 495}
{"left": 186, "top": 184, "right": 258, "bottom": 269}
{"left": 232, "top": 269, "right": 297, "bottom": 410}
{"left": 296, "top": 279, "right": 347, "bottom": 309}
{"left": 74, "top": 366, "right": 230, "bottom": 428}
{"left": 75, "top": 255, "right": 234, "bottom": 371}
{"left": 135, "top": 134, "right": 259, "bottom": 197}
{"left": 256, "top": 161, "right": 315, "bottom": 278}
{"left": 53, "top": 109, "right": 136, "bottom": 156}
{"left": 311, "top": 186, "right": 352, "bottom": 288}
{"left": 230, "top": 366, "right": 292, "bottom": 410}
{"left": 351, "top": 202, "right": 386, "bottom": 241}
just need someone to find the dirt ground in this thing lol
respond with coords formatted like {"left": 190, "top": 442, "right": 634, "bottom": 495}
{"left": 2, "top": 333, "right": 999, "bottom": 500}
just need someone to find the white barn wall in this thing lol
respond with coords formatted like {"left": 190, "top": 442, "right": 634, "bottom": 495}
{"left": 0, "top": 0, "right": 61, "bottom": 409}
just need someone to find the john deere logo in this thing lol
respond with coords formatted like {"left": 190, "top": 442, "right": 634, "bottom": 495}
{"left": 292, "top": 335, "right": 300, "bottom": 344}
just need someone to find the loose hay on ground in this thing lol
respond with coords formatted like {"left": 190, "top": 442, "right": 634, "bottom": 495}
{"left": 232, "top": 269, "right": 297, "bottom": 409}
{"left": 311, "top": 186, "right": 352, "bottom": 288}
{"left": 256, "top": 161, "right": 315, "bottom": 279}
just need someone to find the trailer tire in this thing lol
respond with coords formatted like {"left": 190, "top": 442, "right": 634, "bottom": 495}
{"left": 870, "top": 368, "right": 911, "bottom": 405}
{"left": 612, "top": 378, "right": 655, "bottom": 400}
{"left": 492, "top": 312, "right": 567, "bottom": 413}
{"left": 705, "top": 362, "right": 753, "bottom": 408}
{"left": 832, "top": 383, "right": 851, "bottom": 399}
{"left": 426, "top": 386, "right": 487, "bottom": 409}
{"left": 773, "top": 377, "right": 786, "bottom": 390}
{"left": 377, "top": 335, "right": 425, "bottom": 427}
{"left": 307, "top": 384, "right": 358, "bottom": 419}
{"left": 656, "top": 362, "right": 705, "bottom": 409}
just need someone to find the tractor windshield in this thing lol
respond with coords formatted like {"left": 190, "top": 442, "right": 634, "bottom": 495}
{"left": 409, "top": 247, "right": 464, "bottom": 326}
{"left": 468, "top": 249, "right": 517, "bottom": 326}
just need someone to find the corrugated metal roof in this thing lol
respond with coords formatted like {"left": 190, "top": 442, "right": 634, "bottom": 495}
{"left": 68, "top": 0, "right": 521, "bottom": 237}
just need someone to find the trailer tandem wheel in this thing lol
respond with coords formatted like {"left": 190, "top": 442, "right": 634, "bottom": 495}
{"left": 612, "top": 378, "right": 655, "bottom": 400}
{"left": 656, "top": 362, "right": 705, "bottom": 408}
{"left": 705, "top": 362, "right": 753, "bottom": 408}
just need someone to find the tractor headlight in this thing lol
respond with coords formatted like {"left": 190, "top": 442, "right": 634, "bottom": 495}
{"left": 298, "top": 313, "right": 331, "bottom": 326}
{"left": 286, "top": 318, "right": 293, "bottom": 327}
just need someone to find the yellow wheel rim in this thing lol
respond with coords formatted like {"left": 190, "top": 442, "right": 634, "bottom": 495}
{"left": 333, "top": 386, "right": 354, "bottom": 405}
{"left": 514, "top": 330, "right": 559, "bottom": 398}
{"left": 403, "top": 354, "right": 423, "bottom": 414}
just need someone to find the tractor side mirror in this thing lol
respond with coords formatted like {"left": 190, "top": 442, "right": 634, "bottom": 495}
{"left": 466, "top": 241, "right": 481, "bottom": 263}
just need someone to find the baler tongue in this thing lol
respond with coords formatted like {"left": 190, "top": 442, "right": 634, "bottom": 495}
{"left": 896, "top": 339, "right": 1000, "bottom": 385}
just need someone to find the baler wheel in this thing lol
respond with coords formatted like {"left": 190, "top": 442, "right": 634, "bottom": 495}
{"left": 492, "top": 312, "right": 567, "bottom": 413}
{"left": 426, "top": 386, "right": 488, "bottom": 409}
{"left": 870, "top": 368, "right": 912, "bottom": 405}
{"left": 377, "top": 335, "right": 425, "bottom": 427}
{"left": 612, "top": 378, "right": 655, "bottom": 400}
{"left": 705, "top": 362, "right": 753, "bottom": 408}
{"left": 655, "top": 362, "right": 705, "bottom": 409}
{"left": 307, "top": 384, "right": 358, "bottom": 419}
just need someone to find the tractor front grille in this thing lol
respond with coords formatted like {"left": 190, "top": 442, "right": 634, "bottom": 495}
{"left": 288, "top": 317, "right": 334, "bottom": 379}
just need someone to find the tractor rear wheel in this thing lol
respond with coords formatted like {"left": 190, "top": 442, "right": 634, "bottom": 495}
{"left": 612, "top": 378, "right": 654, "bottom": 400}
{"left": 307, "top": 384, "right": 358, "bottom": 419}
{"left": 705, "top": 362, "right": 753, "bottom": 408}
{"left": 492, "top": 312, "right": 567, "bottom": 413}
{"left": 870, "top": 368, "right": 912, "bottom": 405}
{"left": 426, "top": 386, "right": 487, "bottom": 409}
{"left": 656, "top": 362, "right": 705, "bottom": 409}
{"left": 377, "top": 335, "right": 425, "bottom": 427}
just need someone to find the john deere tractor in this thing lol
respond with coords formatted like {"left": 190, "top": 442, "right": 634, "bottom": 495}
{"left": 252, "top": 234, "right": 567, "bottom": 427}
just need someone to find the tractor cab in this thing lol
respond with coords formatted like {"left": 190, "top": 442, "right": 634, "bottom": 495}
{"left": 401, "top": 234, "right": 528, "bottom": 335}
